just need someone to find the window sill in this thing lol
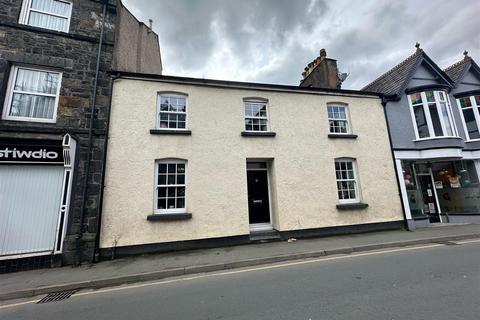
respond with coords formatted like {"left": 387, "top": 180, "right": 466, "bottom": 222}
{"left": 241, "top": 131, "right": 276, "bottom": 137}
{"left": 336, "top": 203, "right": 369, "bottom": 210}
{"left": 328, "top": 134, "right": 358, "bottom": 139}
{"left": 150, "top": 129, "right": 192, "bottom": 135}
{"left": 147, "top": 213, "right": 192, "bottom": 221}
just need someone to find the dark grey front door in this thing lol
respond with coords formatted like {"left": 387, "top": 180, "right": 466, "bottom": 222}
{"left": 247, "top": 169, "right": 270, "bottom": 225}
{"left": 418, "top": 175, "right": 440, "bottom": 223}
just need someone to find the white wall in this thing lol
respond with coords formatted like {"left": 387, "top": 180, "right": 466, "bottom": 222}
{"left": 100, "top": 79, "right": 404, "bottom": 248}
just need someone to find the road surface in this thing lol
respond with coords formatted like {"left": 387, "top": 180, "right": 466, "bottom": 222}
{"left": 1, "top": 240, "right": 479, "bottom": 319}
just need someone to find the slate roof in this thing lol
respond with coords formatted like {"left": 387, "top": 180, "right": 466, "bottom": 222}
{"left": 362, "top": 47, "right": 453, "bottom": 97}
{"left": 444, "top": 58, "right": 469, "bottom": 85}
{"left": 444, "top": 54, "right": 480, "bottom": 87}
{"left": 361, "top": 48, "right": 424, "bottom": 96}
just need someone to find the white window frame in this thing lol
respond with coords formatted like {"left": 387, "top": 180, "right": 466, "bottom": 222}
{"left": 334, "top": 158, "right": 360, "bottom": 204}
{"left": 243, "top": 99, "right": 270, "bottom": 132}
{"left": 153, "top": 159, "right": 187, "bottom": 214}
{"left": 327, "top": 103, "right": 351, "bottom": 134}
{"left": 2, "top": 65, "right": 62, "bottom": 123}
{"left": 457, "top": 95, "right": 480, "bottom": 141}
{"left": 19, "top": 0, "right": 73, "bottom": 33}
{"left": 407, "top": 90, "right": 457, "bottom": 140}
{"left": 156, "top": 92, "right": 188, "bottom": 130}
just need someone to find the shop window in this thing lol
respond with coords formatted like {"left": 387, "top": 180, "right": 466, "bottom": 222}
{"left": 408, "top": 91, "right": 456, "bottom": 139}
{"left": 157, "top": 93, "right": 187, "bottom": 130}
{"left": 458, "top": 95, "right": 480, "bottom": 140}
{"left": 2, "top": 66, "right": 62, "bottom": 123}
{"left": 432, "top": 161, "right": 480, "bottom": 214}
{"left": 327, "top": 104, "right": 350, "bottom": 134}
{"left": 334, "top": 159, "right": 360, "bottom": 203}
{"left": 244, "top": 99, "right": 269, "bottom": 132}
{"left": 154, "top": 159, "right": 187, "bottom": 214}
{"left": 19, "top": 0, "right": 72, "bottom": 33}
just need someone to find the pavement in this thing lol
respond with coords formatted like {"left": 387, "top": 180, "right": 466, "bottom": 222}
{"left": 1, "top": 223, "right": 479, "bottom": 302}
{"left": 1, "top": 236, "right": 480, "bottom": 319}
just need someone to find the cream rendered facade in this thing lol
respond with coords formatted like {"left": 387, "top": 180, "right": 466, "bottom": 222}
{"left": 99, "top": 76, "right": 404, "bottom": 252}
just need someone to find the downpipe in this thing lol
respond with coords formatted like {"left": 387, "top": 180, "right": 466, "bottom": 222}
{"left": 75, "top": 0, "right": 107, "bottom": 265}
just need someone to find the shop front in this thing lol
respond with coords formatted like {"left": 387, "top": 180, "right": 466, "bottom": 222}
{"left": 401, "top": 159, "right": 480, "bottom": 225}
{"left": 0, "top": 135, "right": 76, "bottom": 263}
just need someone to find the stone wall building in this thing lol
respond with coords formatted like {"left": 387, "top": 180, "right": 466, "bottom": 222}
{"left": 0, "top": 0, "right": 161, "bottom": 272}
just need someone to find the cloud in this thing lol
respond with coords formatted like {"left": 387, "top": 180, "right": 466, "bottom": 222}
{"left": 123, "top": 0, "right": 480, "bottom": 89}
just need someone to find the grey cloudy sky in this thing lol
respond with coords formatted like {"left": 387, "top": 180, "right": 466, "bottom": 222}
{"left": 123, "top": 0, "right": 479, "bottom": 89}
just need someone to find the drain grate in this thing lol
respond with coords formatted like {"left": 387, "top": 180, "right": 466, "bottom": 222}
{"left": 37, "top": 290, "right": 76, "bottom": 304}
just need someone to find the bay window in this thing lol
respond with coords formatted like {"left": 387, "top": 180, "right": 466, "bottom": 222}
{"left": 408, "top": 90, "right": 456, "bottom": 139}
{"left": 458, "top": 95, "right": 480, "bottom": 140}
{"left": 2, "top": 66, "right": 62, "bottom": 122}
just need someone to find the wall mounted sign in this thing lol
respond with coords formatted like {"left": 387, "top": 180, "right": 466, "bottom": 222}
{"left": 0, "top": 138, "right": 64, "bottom": 164}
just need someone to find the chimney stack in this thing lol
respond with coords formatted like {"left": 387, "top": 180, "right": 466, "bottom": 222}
{"left": 300, "top": 49, "right": 343, "bottom": 89}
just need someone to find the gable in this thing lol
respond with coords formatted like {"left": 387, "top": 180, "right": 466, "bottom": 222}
{"left": 408, "top": 62, "right": 443, "bottom": 87}
{"left": 453, "top": 66, "right": 480, "bottom": 93}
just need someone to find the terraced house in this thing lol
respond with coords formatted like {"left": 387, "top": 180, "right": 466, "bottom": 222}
{"left": 363, "top": 44, "right": 480, "bottom": 228}
{"left": 0, "top": 0, "right": 161, "bottom": 272}
{"left": 98, "top": 51, "right": 405, "bottom": 258}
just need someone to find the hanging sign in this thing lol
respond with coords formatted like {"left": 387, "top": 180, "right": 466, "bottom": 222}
{"left": 0, "top": 138, "right": 64, "bottom": 164}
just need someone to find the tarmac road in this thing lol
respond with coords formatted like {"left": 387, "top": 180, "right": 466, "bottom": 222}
{"left": 1, "top": 240, "right": 479, "bottom": 320}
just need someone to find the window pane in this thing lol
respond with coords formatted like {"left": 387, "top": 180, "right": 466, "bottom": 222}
{"left": 31, "top": 0, "right": 71, "bottom": 16}
{"left": 157, "top": 187, "right": 167, "bottom": 197}
{"left": 177, "top": 174, "right": 185, "bottom": 185}
{"left": 157, "top": 198, "right": 167, "bottom": 209}
{"left": 439, "top": 102, "right": 453, "bottom": 136}
{"left": 410, "top": 93, "right": 422, "bottom": 105}
{"left": 462, "top": 108, "right": 480, "bottom": 140}
{"left": 167, "top": 187, "right": 176, "bottom": 197}
{"left": 159, "top": 163, "right": 167, "bottom": 173}
{"left": 413, "top": 105, "right": 429, "bottom": 138}
{"left": 158, "top": 174, "right": 166, "bottom": 185}
{"left": 28, "top": 11, "right": 68, "bottom": 32}
{"left": 428, "top": 103, "right": 443, "bottom": 136}
{"left": 475, "top": 96, "right": 480, "bottom": 105}
{"left": 10, "top": 93, "right": 55, "bottom": 119}
{"left": 167, "top": 174, "right": 176, "bottom": 185}
{"left": 459, "top": 97, "right": 472, "bottom": 108}
{"left": 177, "top": 187, "right": 185, "bottom": 197}
{"left": 15, "top": 68, "right": 59, "bottom": 94}
{"left": 167, "top": 198, "right": 176, "bottom": 209}
{"left": 425, "top": 91, "right": 435, "bottom": 103}
{"left": 176, "top": 197, "right": 185, "bottom": 209}
{"left": 167, "top": 164, "right": 176, "bottom": 173}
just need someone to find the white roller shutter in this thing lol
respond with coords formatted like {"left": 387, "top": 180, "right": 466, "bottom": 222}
{"left": 0, "top": 165, "right": 64, "bottom": 257}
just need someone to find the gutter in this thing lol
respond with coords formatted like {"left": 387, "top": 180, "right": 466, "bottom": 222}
{"left": 75, "top": 0, "right": 107, "bottom": 265}
{"left": 108, "top": 70, "right": 382, "bottom": 98}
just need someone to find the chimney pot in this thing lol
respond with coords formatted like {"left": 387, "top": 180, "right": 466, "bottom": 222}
{"left": 320, "top": 49, "right": 327, "bottom": 58}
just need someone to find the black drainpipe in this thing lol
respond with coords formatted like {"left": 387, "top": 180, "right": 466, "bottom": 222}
{"left": 381, "top": 96, "right": 411, "bottom": 231}
{"left": 76, "top": 0, "right": 107, "bottom": 265}
{"left": 92, "top": 73, "right": 120, "bottom": 263}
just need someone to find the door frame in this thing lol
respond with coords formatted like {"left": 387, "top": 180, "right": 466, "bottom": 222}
{"left": 246, "top": 160, "right": 273, "bottom": 232}
{"left": 415, "top": 166, "right": 442, "bottom": 223}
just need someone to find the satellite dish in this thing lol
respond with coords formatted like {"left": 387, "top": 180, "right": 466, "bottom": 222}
{"left": 338, "top": 72, "right": 349, "bottom": 82}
